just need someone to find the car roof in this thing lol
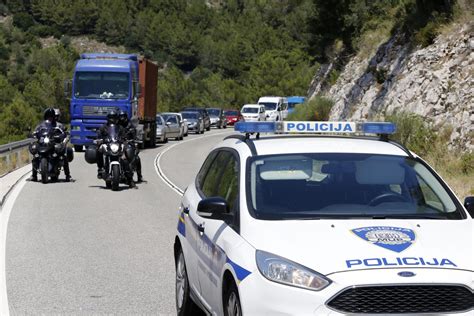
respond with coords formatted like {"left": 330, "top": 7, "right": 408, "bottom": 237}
{"left": 223, "top": 135, "right": 409, "bottom": 157}
{"left": 242, "top": 104, "right": 261, "bottom": 108}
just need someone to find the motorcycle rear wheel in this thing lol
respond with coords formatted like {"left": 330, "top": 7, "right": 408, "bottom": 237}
{"left": 40, "top": 158, "right": 48, "bottom": 184}
{"left": 111, "top": 164, "right": 120, "bottom": 191}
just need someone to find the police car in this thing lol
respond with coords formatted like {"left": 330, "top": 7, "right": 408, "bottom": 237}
{"left": 173, "top": 121, "right": 474, "bottom": 316}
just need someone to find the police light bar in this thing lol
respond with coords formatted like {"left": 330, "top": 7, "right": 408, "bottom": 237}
{"left": 234, "top": 121, "right": 396, "bottom": 135}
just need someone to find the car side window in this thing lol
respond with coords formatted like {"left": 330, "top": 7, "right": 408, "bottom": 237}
{"left": 197, "top": 151, "right": 217, "bottom": 189}
{"left": 217, "top": 154, "right": 239, "bottom": 212}
{"left": 201, "top": 151, "right": 231, "bottom": 197}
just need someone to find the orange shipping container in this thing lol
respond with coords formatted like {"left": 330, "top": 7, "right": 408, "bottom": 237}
{"left": 138, "top": 58, "right": 158, "bottom": 121}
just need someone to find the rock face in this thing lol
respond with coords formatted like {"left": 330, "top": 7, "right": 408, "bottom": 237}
{"left": 311, "top": 23, "right": 473, "bottom": 151}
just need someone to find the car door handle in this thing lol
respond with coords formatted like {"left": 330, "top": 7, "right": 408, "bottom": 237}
{"left": 198, "top": 224, "right": 205, "bottom": 233}
{"left": 183, "top": 207, "right": 189, "bottom": 215}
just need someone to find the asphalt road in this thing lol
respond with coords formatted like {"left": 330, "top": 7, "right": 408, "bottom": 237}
{"left": 4, "top": 128, "right": 234, "bottom": 314}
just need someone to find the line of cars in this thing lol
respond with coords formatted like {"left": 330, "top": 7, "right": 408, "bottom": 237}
{"left": 156, "top": 108, "right": 242, "bottom": 142}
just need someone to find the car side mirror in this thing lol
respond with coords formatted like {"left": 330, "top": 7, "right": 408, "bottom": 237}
{"left": 197, "top": 197, "right": 231, "bottom": 221}
{"left": 183, "top": 119, "right": 187, "bottom": 122}
{"left": 464, "top": 196, "right": 474, "bottom": 218}
{"left": 166, "top": 121, "right": 171, "bottom": 126}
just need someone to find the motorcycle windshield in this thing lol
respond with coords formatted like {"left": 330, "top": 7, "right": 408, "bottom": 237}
{"left": 107, "top": 124, "right": 120, "bottom": 142}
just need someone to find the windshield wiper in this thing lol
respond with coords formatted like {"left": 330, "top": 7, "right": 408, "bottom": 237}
{"left": 369, "top": 214, "right": 447, "bottom": 219}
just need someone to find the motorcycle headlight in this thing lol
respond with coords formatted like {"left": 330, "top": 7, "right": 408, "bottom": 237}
{"left": 110, "top": 143, "right": 120, "bottom": 153}
{"left": 44, "top": 136, "right": 50, "bottom": 144}
{"left": 256, "top": 250, "right": 331, "bottom": 291}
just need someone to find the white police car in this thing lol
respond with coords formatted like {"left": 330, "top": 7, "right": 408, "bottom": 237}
{"left": 174, "top": 121, "right": 474, "bottom": 316}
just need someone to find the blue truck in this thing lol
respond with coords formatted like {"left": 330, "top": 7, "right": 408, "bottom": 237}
{"left": 286, "top": 96, "right": 306, "bottom": 114}
{"left": 67, "top": 53, "right": 158, "bottom": 151}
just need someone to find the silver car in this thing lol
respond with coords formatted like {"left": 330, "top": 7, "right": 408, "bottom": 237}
{"left": 156, "top": 115, "right": 169, "bottom": 143}
{"left": 162, "top": 112, "right": 188, "bottom": 137}
{"left": 161, "top": 113, "right": 184, "bottom": 141}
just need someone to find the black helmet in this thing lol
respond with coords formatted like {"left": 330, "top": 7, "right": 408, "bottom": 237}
{"left": 118, "top": 110, "right": 128, "bottom": 126}
{"left": 107, "top": 110, "right": 118, "bottom": 124}
{"left": 44, "top": 108, "right": 56, "bottom": 121}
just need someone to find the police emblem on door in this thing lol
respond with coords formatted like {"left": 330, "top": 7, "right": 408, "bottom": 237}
{"left": 351, "top": 226, "right": 415, "bottom": 252}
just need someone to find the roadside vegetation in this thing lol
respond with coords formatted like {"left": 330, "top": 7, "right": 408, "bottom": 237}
{"left": 386, "top": 112, "right": 473, "bottom": 199}
{"left": 0, "top": 0, "right": 461, "bottom": 144}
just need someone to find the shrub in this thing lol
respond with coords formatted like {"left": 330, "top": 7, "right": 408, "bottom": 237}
{"left": 287, "top": 96, "right": 334, "bottom": 121}
{"left": 385, "top": 111, "right": 436, "bottom": 156}
{"left": 12, "top": 12, "right": 35, "bottom": 32}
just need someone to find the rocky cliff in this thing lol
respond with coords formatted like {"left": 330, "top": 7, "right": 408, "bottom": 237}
{"left": 310, "top": 22, "right": 473, "bottom": 151}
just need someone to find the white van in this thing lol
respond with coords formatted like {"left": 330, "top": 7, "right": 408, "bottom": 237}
{"left": 241, "top": 104, "right": 266, "bottom": 122}
{"left": 258, "top": 96, "right": 288, "bottom": 121}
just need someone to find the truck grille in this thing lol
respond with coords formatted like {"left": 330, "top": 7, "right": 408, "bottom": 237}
{"left": 326, "top": 285, "right": 474, "bottom": 314}
{"left": 83, "top": 106, "right": 118, "bottom": 116}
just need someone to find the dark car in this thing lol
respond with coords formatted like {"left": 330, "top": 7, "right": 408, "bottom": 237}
{"left": 206, "top": 108, "right": 227, "bottom": 129}
{"left": 223, "top": 109, "right": 242, "bottom": 126}
{"left": 183, "top": 107, "right": 211, "bottom": 131}
{"left": 181, "top": 111, "right": 204, "bottom": 134}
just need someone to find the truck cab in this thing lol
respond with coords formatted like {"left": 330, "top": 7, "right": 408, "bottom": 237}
{"left": 68, "top": 53, "right": 157, "bottom": 151}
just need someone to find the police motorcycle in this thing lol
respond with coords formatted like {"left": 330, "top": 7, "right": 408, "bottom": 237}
{"left": 92, "top": 124, "right": 134, "bottom": 191}
{"left": 29, "top": 123, "right": 73, "bottom": 184}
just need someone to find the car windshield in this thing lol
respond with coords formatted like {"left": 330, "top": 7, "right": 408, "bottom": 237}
{"left": 207, "top": 109, "right": 220, "bottom": 116}
{"left": 242, "top": 107, "right": 258, "bottom": 113}
{"left": 74, "top": 72, "right": 130, "bottom": 99}
{"left": 156, "top": 116, "right": 164, "bottom": 125}
{"left": 259, "top": 102, "right": 277, "bottom": 111}
{"left": 161, "top": 114, "right": 174, "bottom": 121}
{"left": 181, "top": 112, "right": 198, "bottom": 119}
{"left": 225, "top": 110, "right": 239, "bottom": 116}
{"left": 247, "top": 153, "right": 462, "bottom": 220}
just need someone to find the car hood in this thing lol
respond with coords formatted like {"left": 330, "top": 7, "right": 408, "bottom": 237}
{"left": 243, "top": 219, "right": 473, "bottom": 275}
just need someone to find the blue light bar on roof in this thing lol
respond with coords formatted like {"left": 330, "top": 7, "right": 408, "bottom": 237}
{"left": 360, "top": 122, "right": 397, "bottom": 134}
{"left": 235, "top": 121, "right": 276, "bottom": 133}
{"left": 234, "top": 121, "right": 396, "bottom": 135}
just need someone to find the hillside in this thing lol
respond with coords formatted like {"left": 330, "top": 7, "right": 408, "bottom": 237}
{"left": 313, "top": 22, "right": 472, "bottom": 152}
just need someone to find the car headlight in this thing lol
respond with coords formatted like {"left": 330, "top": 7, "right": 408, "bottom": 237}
{"left": 44, "top": 136, "right": 50, "bottom": 144}
{"left": 110, "top": 143, "right": 120, "bottom": 153}
{"left": 256, "top": 250, "right": 331, "bottom": 291}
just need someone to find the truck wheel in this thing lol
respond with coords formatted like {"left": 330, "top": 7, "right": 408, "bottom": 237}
{"left": 111, "top": 164, "right": 120, "bottom": 191}
{"left": 74, "top": 145, "right": 83, "bottom": 152}
{"left": 40, "top": 158, "right": 48, "bottom": 184}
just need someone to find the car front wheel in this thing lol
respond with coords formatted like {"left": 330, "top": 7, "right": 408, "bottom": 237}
{"left": 224, "top": 281, "right": 242, "bottom": 316}
{"left": 176, "top": 249, "right": 199, "bottom": 315}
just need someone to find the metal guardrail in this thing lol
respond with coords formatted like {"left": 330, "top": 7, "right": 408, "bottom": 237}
{"left": 0, "top": 138, "right": 34, "bottom": 177}
{"left": 0, "top": 138, "right": 33, "bottom": 154}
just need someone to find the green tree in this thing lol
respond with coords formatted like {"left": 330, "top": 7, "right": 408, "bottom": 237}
{"left": 0, "top": 94, "right": 38, "bottom": 143}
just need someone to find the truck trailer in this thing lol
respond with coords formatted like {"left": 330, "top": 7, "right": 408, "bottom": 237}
{"left": 67, "top": 53, "right": 158, "bottom": 151}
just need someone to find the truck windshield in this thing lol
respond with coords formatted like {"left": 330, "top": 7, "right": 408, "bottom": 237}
{"left": 247, "top": 153, "right": 462, "bottom": 220}
{"left": 74, "top": 72, "right": 130, "bottom": 99}
{"left": 259, "top": 102, "right": 277, "bottom": 111}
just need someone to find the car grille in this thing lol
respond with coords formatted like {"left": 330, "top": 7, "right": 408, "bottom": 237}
{"left": 326, "top": 285, "right": 474, "bottom": 314}
{"left": 83, "top": 106, "right": 118, "bottom": 116}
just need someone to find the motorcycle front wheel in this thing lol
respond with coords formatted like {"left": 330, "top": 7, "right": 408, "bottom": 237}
{"left": 111, "top": 164, "right": 120, "bottom": 191}
{"left": 40, "top": 157, "right": 48, "bottom": 184}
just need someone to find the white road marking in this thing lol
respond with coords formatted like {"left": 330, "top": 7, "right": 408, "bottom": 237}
{"left": 154, "top": 130, "right": 233, "bottom": 196}
{"left": 0, "top": 172, "right": 30, "bottom": 316}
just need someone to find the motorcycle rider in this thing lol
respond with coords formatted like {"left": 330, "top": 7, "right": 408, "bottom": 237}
{"left": 118, "top": 110, "right": 143, "bottom": 183}
{"left": 30, "top": 108, "right": 72, "bottom": 182}
{"left": 96, "top": 110, "right": 135, "bottom": 188}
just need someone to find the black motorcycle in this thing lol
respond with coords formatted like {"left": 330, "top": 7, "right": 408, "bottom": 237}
{"left": 29, "top": 125, "right": 72, "bottom": 183}
{"left": 95, "top": 124, "right": 133, "bottom": 191}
